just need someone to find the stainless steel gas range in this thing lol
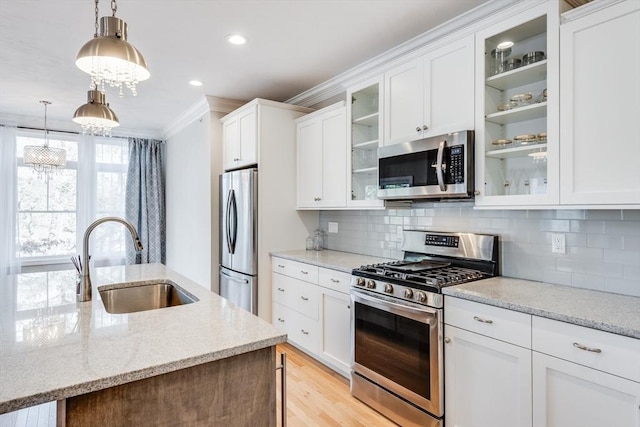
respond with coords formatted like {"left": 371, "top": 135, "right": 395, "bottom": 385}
{"left": 350, "top": 230, "right": 499, "bottom": 427}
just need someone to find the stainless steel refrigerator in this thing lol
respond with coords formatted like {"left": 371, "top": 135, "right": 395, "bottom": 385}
{"left": 219, "top": 168, "right": 258, "bottom": 314}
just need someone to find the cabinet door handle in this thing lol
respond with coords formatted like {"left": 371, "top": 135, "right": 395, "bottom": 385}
{"left": 301, "top": 329, "right": 309, "bottom": 335}
{"left": 277, "top": 264, "right": 285, "bottom": 268}
{"left": 300, "top": 270, "right": 308, "bottom": 275}
{"left": 314, "top": 197, "right": 321, "bottom": 201}
{"left": 300, "top": 296, "right": 309, "bottom": 301}
{"left": 573, "top": 342, "right": 602, "bottom": 353}
{"left": 277, "top": 317, "right": 285, "bottom": 323}
{"left": 330, "top": 279, "right": 340, "bottom": 283}
{"left": 233, "top": 158, "right": 240, "bottom": 162}
{"left": 444, "top": 337, "right": 451, "bottom": 344}
{"left": 422, "top": 125, "right": 429, "bottom": 131}
{"left": 277, "top": 288, "right": 285, "bottom": 292}
{"left": 474, "top": 190, "right": 481, "bottom": 196}
{"left": 473, "top": 316, "right": 493, "bottom": 324}
{"left": 416, "top": 126, "right": 422, "bottom": 133}
{"left": 347, "top": 305, "right": 351, "bottom": 309}
{"left": 276, "top": 352, "right": 287, "bottom": 427}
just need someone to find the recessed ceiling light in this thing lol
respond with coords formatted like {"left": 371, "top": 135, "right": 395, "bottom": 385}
{"left": 497, "top": 41, "right": 514, "bottom": 50}
{"left": 226, "top": 34, "right": 247, "bottom": 45}
{"left": 189, "top": 80, "right": 203, "bottom": 87}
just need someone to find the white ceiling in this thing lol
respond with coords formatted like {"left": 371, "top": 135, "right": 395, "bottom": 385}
{"left": 0, "top": 0, "right": 490, "bottom": 137}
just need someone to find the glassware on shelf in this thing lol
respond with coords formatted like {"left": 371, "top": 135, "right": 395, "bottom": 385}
{"left": 522, "top": 51, "right": 546, "bottom": 65}
{"left": 502, "top": 58, "right": 522, "bottom": 72}
{"left": 492, "top": 139, "right": 513, "bottom": 147}
{"left": 491, "top": 46, "right": 512, "bottom": 75}
{"left": 514, "top": 134, "right": 538, "bottom": 145}
{"left": 510, "top": 92, "right": 533, "bottom": 107}
{"left": 528, "top": 148, "right": 548, "bottom": 163}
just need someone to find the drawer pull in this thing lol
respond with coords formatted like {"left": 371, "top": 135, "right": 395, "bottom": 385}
{"left": 330, "top": 278, "right": 340, "bottom": 283}
{"left": 277, "top": 264, "right": 285, "bottom": 268}
{"left": 473, "top": 316, "right": 493, "bottom": 324}
{"left": 573, "top": 342, "right": 602, "bottom": 353}
{"left": 301, "top": 329, "right": 309, "bottom": 335}
{"left": 277, "top": 288, "right": 285, "bottom": 292}
{"left": 301, "top": 270, "right": 309, "bottom": 275}
{"left": 300, "top": 296, "right": 309, "bottom": 301}
{"left": 277, "top": 318, "right": 285, "bottom": 323}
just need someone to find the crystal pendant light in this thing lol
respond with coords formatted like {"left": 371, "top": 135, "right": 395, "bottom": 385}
{"left": 72, "top": 89, "right": 120, "bottom": 136}
{"left": 23, "top": 101, "right": 67, "bottom": 179}
{"left": 76, "top": 0, "right": 150, "bottom": 96}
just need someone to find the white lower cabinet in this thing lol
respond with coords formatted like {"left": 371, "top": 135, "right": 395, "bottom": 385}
{"left": 271, "top": 257, "right": 352, "bottom": 376}
{"left": 319, "top": 287, "right": 351, "bottom": 375}
{"left": 532, "top": 352, "right": 640, "bottom": 427}
{"left": 445, "top": 296, "right": 640, "bottom": 427}
{"left": 444, "top": 297, "right": 532, "bottom": 427}
{"left": 532, "top": 316, "right": 640, "bottom": 427}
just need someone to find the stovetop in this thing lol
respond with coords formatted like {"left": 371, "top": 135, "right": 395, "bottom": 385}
{"left": 351, "top": 231, "right": 499, "bottom": 308}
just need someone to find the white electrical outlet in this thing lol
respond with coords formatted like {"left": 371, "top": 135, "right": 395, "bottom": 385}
{"left": 328, "top": 222, "right": 339, "bottom": 233}
{"left": 551, "top": 233, "right": 566, "bottom": 254}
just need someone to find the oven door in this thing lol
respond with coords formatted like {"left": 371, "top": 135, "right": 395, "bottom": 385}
{"left": 350, "top": 288, "right": 443, "bottom": 417}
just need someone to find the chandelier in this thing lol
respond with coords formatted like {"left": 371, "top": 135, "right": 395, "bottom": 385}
{"left": 72, "top": 89, "right": 120, "bottom": 136}
{"left": 76, "top": 0, "right": 150, "bottom": 96}
{"left": 23, "top": 101, "right": 67, "bottom": 178}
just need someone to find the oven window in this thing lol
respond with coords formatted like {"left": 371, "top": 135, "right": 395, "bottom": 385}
{"left": 354, "top": 301, "right": 431, "bottom": 399}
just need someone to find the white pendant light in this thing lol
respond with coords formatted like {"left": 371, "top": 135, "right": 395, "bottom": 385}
{"left": 23, "top": 101, "right": 67, "bottom": 179}
{"left": 73, "top": 89, "right": 120, "bottom": 136}
{"left": 76, "top": 0, "right": 150, "bottom": 96}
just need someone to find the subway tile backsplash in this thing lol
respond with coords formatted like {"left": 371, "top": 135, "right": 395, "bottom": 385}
{"left": 319, "top": 203, "right": 640, "bottom": 297}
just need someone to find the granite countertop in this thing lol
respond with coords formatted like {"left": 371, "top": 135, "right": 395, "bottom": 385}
{"left": 0, "top": 264, "right": 286, "bottom": 414}
{"left": 270, "top": 249, "right": 393, "bottom": 273}
{"left": 443, "top": 277, "right": 640, "bottom": 339}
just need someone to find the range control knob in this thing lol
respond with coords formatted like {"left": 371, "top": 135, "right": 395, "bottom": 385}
{"left": 366, "top": 280, "right": 376, "bottom": 289}
{"left": 404, "top": 289, "right": 414, "bottom": 299}
{"left": 356, "top": 277, "right": 366, "bottom": 287}
{"left": 384, "top": 284, "right": 394, "bottom": 294}
{"left": 416, "top": 291, "right": 427, "bottom": 302}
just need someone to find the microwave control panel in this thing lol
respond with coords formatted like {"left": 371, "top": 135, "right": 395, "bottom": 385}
{"left": 449, "top": 145, "right": 465, "bottom": 184}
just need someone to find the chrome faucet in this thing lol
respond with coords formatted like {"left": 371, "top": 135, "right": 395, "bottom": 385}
{"left": 77, "top": 216, "right": 144, "bottom": 302}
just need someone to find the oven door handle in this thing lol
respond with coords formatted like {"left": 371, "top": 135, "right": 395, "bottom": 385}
{"left": 351, "top": 288, "right": 440, "bottom": 323}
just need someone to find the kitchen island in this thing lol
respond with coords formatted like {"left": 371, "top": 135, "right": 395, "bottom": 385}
{"left": 0, "top": 263, "right": 286, "bottom": 425}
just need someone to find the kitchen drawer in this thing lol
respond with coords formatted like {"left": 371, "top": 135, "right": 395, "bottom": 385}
{"left": 273, "top": 301, "right": 319, "bottom": 354}
{"left": 272, "top": 257, "right": 319, "bottom": 283}
{"left": 445, "top": 296, "right": 531, "bottom": 349}
{"left": 318, "top": 268, "right": 351, "bottom": 294}
{"left": 532, "top": 316, "right": 640, "bottom": 382}
{"left": 271, "top": 272, "right": 320, "bottom": 319}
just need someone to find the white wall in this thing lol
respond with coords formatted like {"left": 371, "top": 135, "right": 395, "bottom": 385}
{"left": 165, "top": 112, "right": 214, "bottom": 290}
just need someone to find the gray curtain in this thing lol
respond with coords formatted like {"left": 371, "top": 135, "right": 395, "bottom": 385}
{"left": 125, "top": 138, "right": 165, "bottom": 264}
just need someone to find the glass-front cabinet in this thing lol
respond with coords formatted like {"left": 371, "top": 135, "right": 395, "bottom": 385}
{"left": 474, "top": 2, "right": 559, "bottom": 207}
{"left": 346, "top": 77, "right": 384, "bottom": 208}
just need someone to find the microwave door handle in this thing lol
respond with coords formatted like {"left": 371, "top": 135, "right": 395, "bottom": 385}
{"left": 436, "top": 139, "right": 447, "bottom": 192}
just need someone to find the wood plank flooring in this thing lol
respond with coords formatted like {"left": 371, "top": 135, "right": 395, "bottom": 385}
{"left": 0, "top": 343, "right": 397, "bottom": 427}
{"left": 276, "top": 343, "right": 397, "bottom": 427}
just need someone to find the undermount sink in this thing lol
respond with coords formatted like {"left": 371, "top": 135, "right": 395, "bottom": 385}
{"left": 98, "top": 280, "right": 198, "bottom": 314}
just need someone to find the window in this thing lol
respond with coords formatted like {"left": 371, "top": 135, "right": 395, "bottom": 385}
{"left": 15, "top": 130, "right": 129, "bottom": 266}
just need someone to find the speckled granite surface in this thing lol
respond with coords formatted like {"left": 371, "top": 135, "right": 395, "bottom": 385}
{"left": 443, "top": 277, "right": 640, "bottom": 339}
{"left": 270, "top": 249, "right": 393, "bottom": 273}
{"left": 0, "top": 264, "right": 286, "bottom": 414}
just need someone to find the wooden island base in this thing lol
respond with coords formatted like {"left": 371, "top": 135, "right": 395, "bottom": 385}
{"left": 56, "top": 347, "right": 276, "bottom": 427}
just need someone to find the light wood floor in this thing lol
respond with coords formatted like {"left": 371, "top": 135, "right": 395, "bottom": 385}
{"left": 277, "top": 342, "right": 397, "bottom": 427}
{"left": 0, "top": 343, "right": 397, "bottom": 427}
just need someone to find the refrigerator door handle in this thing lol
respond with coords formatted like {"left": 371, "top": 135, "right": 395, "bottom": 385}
{"left": 225, "top": 189, "right": 234, "bottom": 254}
{"left": 221, "top": 270, "right": 249, "bottom": 284}
{"left": 230, "top": 189, "right": 238, "bottom": 254}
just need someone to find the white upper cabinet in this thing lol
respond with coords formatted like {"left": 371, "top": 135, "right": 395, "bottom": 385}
{"left": 296, "top": 103, "right": 348, "bottom": 209}
{"left": 222, "top": 104, "right": 258, "bottom": 171}
{"left": 559, "top": 0, "right": 640, "bottom": 206}
{"left": 474, "top": 2, "right": 560, "bottom": 207}
{"left": 346, "top": 76, "right": 384, "bottom": 208}
{"left": 384, "top": 35, "right": 474, "bottom": 146}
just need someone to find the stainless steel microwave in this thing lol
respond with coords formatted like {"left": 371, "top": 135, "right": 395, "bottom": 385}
{"left": 377, "top": 131, "right": 474, "bottom": 200}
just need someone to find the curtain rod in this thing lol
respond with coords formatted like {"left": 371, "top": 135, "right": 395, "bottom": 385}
{"left": 0, "top": 124, "right": 130, "bottom": 140}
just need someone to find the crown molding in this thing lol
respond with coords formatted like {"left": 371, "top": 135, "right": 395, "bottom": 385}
{"left": 286, "top": 0, "right": 540, "bottom": 107}
{"left": 163, "top": 96, "right": 247, "bottom": 138}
